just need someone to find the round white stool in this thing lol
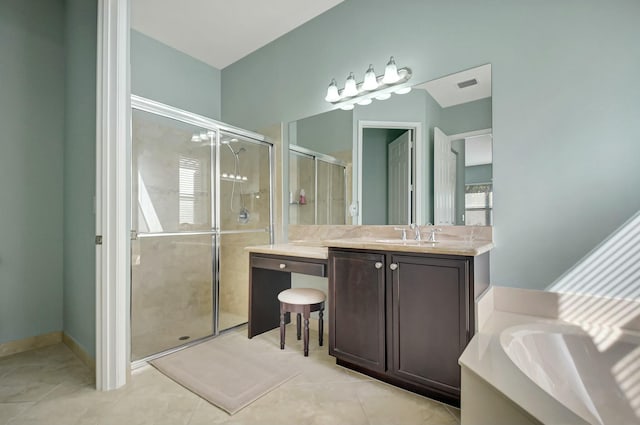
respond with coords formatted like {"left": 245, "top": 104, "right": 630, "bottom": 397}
{"left": 277, "top": 288, "right": 326, "bottom": 356}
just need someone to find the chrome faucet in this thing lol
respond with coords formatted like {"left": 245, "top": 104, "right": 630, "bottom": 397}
{"left": 409, "top": 223, "right": 421, "bottom": 241}
{"left": 393, "top": 227, "right": 408, "bottom": 241}
{"left": 425, "top": 226, "right": 442, "bottom": 243}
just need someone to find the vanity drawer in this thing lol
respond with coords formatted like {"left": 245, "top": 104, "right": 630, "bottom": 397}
{"left": 251, "top": 255, "right": 327, "bottom": 277}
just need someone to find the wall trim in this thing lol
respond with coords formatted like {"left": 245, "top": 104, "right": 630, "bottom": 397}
{"left": 0, "top": 331, "right": 63, "bottom": 358}
{"left": 355, "top": 120, "right": 423, "bottom": 225}
{"left": 95, "top": 0, "right": 130, "bottom": 391}
{"left": 63, "top": 333, "right": 97, "bottom": 372}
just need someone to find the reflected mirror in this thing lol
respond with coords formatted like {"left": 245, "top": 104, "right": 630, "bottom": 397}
{"left": 287, "top": 64, "right": 492, "bottom": 226}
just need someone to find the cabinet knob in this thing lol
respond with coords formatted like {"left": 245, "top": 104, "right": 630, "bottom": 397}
{"left": 389, "top": 263, "right": 398, "bottom": 271}
{"left": 279, "top": 263, "right": 287, "bottom": 269}
{"left": 374, "top": 262, "right": 383, "bottom": 269}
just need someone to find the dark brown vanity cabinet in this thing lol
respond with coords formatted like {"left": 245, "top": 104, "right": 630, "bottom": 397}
{"left": 389, "top": 254, "right": 468, "bottom": 395}
{"left": 328, "top": 250, "right": 386, "bottom": 372}
{"left": 328, "top": 248, "right": 489, "bottom": 406}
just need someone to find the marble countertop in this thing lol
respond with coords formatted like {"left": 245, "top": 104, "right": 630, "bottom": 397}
{"left": 246, "top": 238, "right": 492, "bottom": 258}
{"left": 322, "top": 238, "right": 493, "bottom": 256}
{"left": 244, "top": 243, "right": 328, "bottom": 259}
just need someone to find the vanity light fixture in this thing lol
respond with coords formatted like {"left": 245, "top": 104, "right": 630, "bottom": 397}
{"left": 343, "top": 72, "right": 359, "bottom": 97}
{"left": 324, "top": 79, "right": 340, "bottom": 102}
{"left": 382, "top": 56, "right": 400, "bottom": 84}
{"left": 362, "top": 64, "right": 378, "bottom": 91}
{"left": 324, "top": 56, "right": 412, "bottom": 109}
{"left": 191, "top": 131, "right": 215, "bottom": 143}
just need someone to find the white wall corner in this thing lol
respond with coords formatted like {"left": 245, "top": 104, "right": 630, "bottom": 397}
{"left": 95, "top": 0, "right": 130, "bottom": 391}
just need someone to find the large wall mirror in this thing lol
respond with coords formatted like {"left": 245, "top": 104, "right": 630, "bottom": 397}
{"left": 287, "top": 64, "right": 492, "bottom": 226}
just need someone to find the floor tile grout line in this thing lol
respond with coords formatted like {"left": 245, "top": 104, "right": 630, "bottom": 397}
{"left": 0, "top": 401, "right": 34, "bottom": 425}
{"left": 185, "top": 397, "right": 203, "bottom": 425}
{"left": 353, "top": 381, "right": 376, "bottom": 425}
{"left": 3, "top": 382, "right": 63, "bottom": 424}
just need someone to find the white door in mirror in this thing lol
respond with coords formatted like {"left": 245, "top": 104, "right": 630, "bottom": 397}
{"left": 434, "top": 127, "right": 455, "bottom": 225}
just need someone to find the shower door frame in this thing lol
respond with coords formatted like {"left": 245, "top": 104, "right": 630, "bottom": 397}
{"left": 289, "top": 144, "right": 348, "bottom": 224}
{"left": 130, "top": 95, "right": 274, "bottom": 367}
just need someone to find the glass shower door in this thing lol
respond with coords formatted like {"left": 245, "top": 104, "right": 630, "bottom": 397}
{"left": 218, "top": 132, "right": 272, "bottom": 331}
{"left": 131, "top": 108, "right": 216, "bottom": 361}
{"left": 288, "top": 150, "right": 316, "bottom": 225}
{"left": 316, "top": 160, "right": 346, "bottom": 225}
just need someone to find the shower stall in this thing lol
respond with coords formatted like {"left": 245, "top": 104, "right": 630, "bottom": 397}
{"left": 289, "top": 145, "right": 347, "bottom": 225}
{"left": 130, "top": 96, "right": 273, "bottom": 363}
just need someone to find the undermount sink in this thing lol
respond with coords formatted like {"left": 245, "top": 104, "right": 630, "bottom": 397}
{"left": 375, "top": 239, "right": 439, "bottom": 244}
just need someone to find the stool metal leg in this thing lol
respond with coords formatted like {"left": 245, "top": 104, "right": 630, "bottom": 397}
{"left": 296, "top": 313, "right": 301, "bottom": 340}
{"left": 279, "top": 304, "right": 286, "bottom": 350}
{"left": 319, "top": 308, "right": 324, "bottom": 346}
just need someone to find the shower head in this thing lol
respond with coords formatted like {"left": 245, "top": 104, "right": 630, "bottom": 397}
{"left": 224, "top": 144, "right": 245, "bottom": 158}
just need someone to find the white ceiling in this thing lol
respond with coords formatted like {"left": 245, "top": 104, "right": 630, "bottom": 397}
{"left": 416, "top": 64, "right": 492, "bottom": 108}
{"left": 131, "top": 0, "right": 344, "bottom": 69}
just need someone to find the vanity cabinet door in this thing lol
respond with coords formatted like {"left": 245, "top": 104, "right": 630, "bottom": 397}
{"left": 329, "top": 249, "right": 386, "bottom": 373}
{"left": 389, "top": 254, "right": 469, "bottom": 395}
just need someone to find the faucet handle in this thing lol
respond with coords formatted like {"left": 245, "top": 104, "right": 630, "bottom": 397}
{"left": 425, "top": 227, "right": 442, "bottom": 242}
{"left": 393, "top": 227, "right": 408, "bottom": 241}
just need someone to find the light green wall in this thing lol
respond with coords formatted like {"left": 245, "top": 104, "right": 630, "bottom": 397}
{"left": 63, "top": 0, "right": 97, "bottom": 357}
{"left": 0, "top": 0, "right": 65, "bottom": 344}
{"left": 362, "top": 129, "right": 390, "bottom": 225}
{"left": 222, "top": 0, "right": 640, "bottom": 291}
{"left": 131, "top": 30, "right": 222, "bottom": 119}
{"left": 295, "top": 109, "right": 352, "bottom": 156}
{"left": 466, "top": 165, "right": 493, "bottom": 185}
{"left": 440, "top": 98, "right": 492, "bottom": 135}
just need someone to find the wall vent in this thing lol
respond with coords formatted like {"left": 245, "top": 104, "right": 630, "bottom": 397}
{"left": 457, "top": 78, "right": 478, "bottom": 89}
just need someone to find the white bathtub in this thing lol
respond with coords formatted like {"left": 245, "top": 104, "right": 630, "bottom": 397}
{"left": 500, "top": 323, "right": 640, "bottom": 425}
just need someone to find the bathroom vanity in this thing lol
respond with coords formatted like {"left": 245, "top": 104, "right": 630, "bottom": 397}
{"left": 246, "top": 229, "right": 492, "bottom": 407}
{"left": 326, "top": 239, "right": 490, "bottom": 406}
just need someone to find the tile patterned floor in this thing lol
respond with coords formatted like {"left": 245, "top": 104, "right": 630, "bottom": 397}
{"left": 0, "top": 327, "right": 460, "bottom": 425}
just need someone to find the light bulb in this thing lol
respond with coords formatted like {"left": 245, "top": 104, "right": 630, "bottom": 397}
{"left": 357, "top": 98, "right": 372, "bottom": 106}
{"left": 343, "top": 72, "right": 358, "bottom": 97}
{"left": 242, "top": 176, "right": 248, "bottom": 181}
{"left": 229, "top": 174, "right": 235, "bottom": 179}
{"left": 362, "top": 64, "right": 378, "bottom": 91}
{"left": 222, "top": 173, "right": 228, "bottom": 178}
{"left": 394, "top": 86, "right": 412, "bottom": 95}
{"left": 200, "top": 132, "right": 208, "bottom": 140}
{"left": 340, "top": 104, "right": 355, "bottom": 111}
{"left": 382, "top": 56, "right": 400, "bottom": 84}
{"left": 375, "top": 92, "right": 392, "bottom": 100}
{"left": 191, "top": 134, "right": 201, "bottom": 142}
{"left": 324, "top": 78, "right": 340, "bottom": 102}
